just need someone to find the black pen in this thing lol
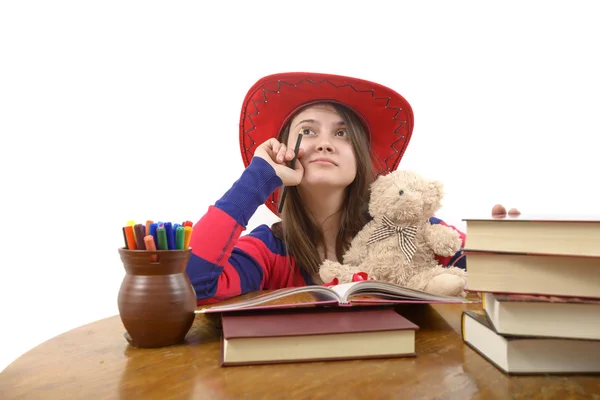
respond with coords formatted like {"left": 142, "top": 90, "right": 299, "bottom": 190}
{"left": 278, "top": 134, "right": 303, "bottom": 214}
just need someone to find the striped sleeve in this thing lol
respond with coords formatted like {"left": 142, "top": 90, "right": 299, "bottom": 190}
{"left": 185, "top": 157, "right": 286, "bottom": 305}
{"left": 186, "top": 158, "right": 306, "bottom": 305}
{"left": 429, "top": 217, "right": 467, "bottom": 270}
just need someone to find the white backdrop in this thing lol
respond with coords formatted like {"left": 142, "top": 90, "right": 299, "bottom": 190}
{"left": 2, "top": 0, "right": 599, "bottom": 372}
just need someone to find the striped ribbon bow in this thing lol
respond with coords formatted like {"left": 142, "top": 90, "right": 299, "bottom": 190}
{"left": 367, "top": 216, "right": 418, "bottom": 262}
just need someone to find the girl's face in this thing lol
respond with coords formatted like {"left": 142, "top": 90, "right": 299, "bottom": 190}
{"left": 287, "top": 103, "right": 357, "bottom": 189}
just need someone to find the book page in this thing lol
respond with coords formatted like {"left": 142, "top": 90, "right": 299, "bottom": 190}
{"left": 329, "top": 282, "right": 361, "bottom": 303}
{"left": 196, "top": 285, "right": 342, "bottom": 313}
{"left": 344, "top": 281, "right": 468, "bottom": 303}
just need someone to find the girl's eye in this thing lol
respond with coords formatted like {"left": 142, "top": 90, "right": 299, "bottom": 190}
{"left": 300, "top": 128, "right": 316, "bottom": 135}
{"left": 336, "top": 130, "right": 348, "bottom": 137}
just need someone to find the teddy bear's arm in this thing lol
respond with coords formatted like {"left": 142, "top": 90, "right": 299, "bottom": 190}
{"left": 424, "top": 223, "right": 463, "bottom": 256}
{"left": 319, "top": 260, "right": 366, "bottom": 284}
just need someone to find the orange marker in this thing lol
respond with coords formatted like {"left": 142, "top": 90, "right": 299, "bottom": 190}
{"left": 144, "top": 235, "right": 158, "bottom": 262}
{"left": 144, "top": 235, "right": 157, "bottom": 251}
{"left": 146, "top": 220, "right": 153, "bottom": 237}
{"left": 183, "top": 226, "right": 192, "bottom": 248}
{"left": 125, "top": 225, "right": 136, "bottom": 250}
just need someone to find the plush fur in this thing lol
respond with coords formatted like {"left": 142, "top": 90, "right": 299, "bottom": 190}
{"left": 319, "top": 170, "right": 468, "bottom": 297}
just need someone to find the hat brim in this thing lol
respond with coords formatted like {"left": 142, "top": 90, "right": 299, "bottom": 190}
{"left": 239, "top": 72, "right": 414, "bottom": 216}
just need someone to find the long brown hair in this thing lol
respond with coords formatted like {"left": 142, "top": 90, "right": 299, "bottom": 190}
{"left": 273, "top": 102, "right": 375, "bottom": 276}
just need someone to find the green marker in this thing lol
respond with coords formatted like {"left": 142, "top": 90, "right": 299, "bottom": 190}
{"left": 157, "top": 227, "right": 168, "bottom": 250}
{"left": 175, "top": 226, "right": 184, "bottom": 250}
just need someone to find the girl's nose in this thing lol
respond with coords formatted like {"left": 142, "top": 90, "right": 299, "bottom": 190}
{"left": 315, "top": 137, "right": 334, "bottom": 153}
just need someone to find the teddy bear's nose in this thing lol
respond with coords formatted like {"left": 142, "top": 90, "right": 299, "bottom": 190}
{"left": 399, "top": 190, "right": 404, "bottom": 196}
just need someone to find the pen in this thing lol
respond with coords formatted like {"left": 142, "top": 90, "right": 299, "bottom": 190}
{"left": 175, "top": 226, "right": 184, "bottom": 249}
{"left": 145, "top": 220, "right": 153, "bottom": 238}
{"left": 149, "top": 223, "right": 158, "bottom": 249}
{"left": 124, "top": 225, "right": 137, "bottom": 250}
{"left": 184, "top": 226, "right": 192, "bottom": 249}
{"left": 144, "top": 235, "right": 157, "bottom": 251}
{"left": 134, "top": 224, "right": 146, "bottom": 250}
{"left": 157, "top": 227, "right": 168, "bottom": 250}
{"left": 164, "top": 222, "right": 175, "bottom": 250}
{"left": 278, "top": 133, "right": 303, "bottom": 214}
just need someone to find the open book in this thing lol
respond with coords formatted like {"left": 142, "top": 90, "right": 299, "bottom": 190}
{"left": 196, "top": 280, "right": 471, "bottom": 314}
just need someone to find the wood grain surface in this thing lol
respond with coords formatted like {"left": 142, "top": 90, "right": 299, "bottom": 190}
{"left": 1, "top": 292, "right": 598, "bottom": 400}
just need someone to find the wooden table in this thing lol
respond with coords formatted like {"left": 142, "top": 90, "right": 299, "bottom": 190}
{"left": 1, "top": 293, "right": 599, "bottom": 400}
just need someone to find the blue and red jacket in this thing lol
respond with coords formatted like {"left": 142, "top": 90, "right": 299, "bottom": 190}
{"left": 186, "top": 157, "right": 467, "bottom": 306}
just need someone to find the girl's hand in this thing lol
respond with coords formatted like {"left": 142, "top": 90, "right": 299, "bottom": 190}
{"left": 253, "top": 138, "right": 305, "bottom": 186}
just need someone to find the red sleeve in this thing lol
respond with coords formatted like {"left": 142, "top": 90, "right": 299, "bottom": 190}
{"left": 185, "top": 156, "right": 309, "bottom": 305}
{"left": 430, "top": 217, "right": 467, "bottom": 269}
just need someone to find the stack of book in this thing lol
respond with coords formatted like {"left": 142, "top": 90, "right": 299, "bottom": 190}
{"left": 196, "top": 280, "right": 468, "bottom": 366}
{"left": 460, "top": 213, "right": 600, "bottom": 375}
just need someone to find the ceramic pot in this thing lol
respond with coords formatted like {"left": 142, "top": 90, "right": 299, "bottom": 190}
{"left": 117, "top": 248, "right": 197, "bottom": 348}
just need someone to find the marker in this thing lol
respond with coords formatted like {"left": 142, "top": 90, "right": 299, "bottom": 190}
{"left": 157, "top": 227, "right": 168, "bottom": 250}
{"left": 144, "top": 235, "right": 157, "bottom": 251}
{"left": 175, "top": 226, "right": 184, "bottom": 249}
{"left": 149, "top": 223, "right": 158, "bottom": 249}
{"left": 134, "top": 224, "right": 146, "bottom": 250}
{"left": 122, "top": 227, "right": 129, "bottom": 249}
{"left": 164, "top": 222, "right": 175, "bottom": 250}
{"left": 125, "top": 225, "right": 137, "bottom": 250}
{"left": 183, "top": 220, "right": 193, "bottom": 227}
{"left": 145, "top": 220, "right": 153, "bottom": 238}
{"left": 184, "top": 226, "right": 192, "bottom": 249}
{"left": 278, "top": 133, "right": 303, "bottom": 214}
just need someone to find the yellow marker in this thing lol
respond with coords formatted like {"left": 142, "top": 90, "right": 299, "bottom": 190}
{"left": 184, "top": 226, "right": 193, "bottom": 249}
{"left": 126, "top": 220, "right": 135, "bottom": 226}
{"left": 127, "top": 220, "right": 136, "bottom": 239}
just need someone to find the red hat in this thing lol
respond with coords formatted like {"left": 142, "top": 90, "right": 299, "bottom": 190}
{"left": 239, "top": 72, "right": 414, "bottom": 216}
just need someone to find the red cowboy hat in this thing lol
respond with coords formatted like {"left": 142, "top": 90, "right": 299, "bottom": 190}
{"left": 239, "top": 71, "right": 414, "bottom": 216}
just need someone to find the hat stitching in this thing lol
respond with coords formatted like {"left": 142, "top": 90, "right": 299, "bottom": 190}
{"left": 243, "top": 78, "right": 408, "bottom": 172}
{"left": 241, "top": 77, "right": 411, "bottom": 210}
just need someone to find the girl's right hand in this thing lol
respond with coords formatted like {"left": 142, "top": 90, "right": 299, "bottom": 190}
{"left": 253, "top": 138, "right": 305, "bottom": 186}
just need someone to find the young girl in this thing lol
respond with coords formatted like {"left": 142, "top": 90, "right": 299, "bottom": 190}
{"left": 186, "top": 72, "right": 466, "bottom": 305}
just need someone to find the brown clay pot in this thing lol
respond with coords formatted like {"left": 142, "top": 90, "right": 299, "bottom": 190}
{"left": 117, "top": 248, "right": 197, "bottom": 348}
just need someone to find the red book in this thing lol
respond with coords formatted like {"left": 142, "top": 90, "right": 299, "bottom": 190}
{"left": 220, "top": 307, "right": 419, "bottom": 366}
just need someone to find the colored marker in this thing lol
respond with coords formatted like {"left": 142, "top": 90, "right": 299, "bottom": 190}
{"left": 184, "top": 226, "right": 192, "bottom": 249}
{"left": 122, "top": 227, "right": 128, "bottom": 249}
{"left": 145, "top": 220, "right": 153, "bottom": 237}
{"left": 149, "top": 223, "right": 158, "bottom": 249}
{"left": 183, "top": 220, "right": 193, "bottom": 227}
{"left": 125, "top": 225, "right": 137, "bottom": 250}
{"left": 134, "top": 224, "right": 146, "bottom": 250}
{"left": 164, "top": 222, "right": 175, "bottom": 250}
{"left": 175, "top": 226, "right": 184, "bottom": 249}
{"left": 144, "top": 235, "right": 157, "bottom": 251}
{"left": 157, "top": 227, "right": 168, "bottom": 250}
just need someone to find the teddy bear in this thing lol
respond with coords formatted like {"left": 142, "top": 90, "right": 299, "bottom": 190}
{"left": 318, "top": 170, "right": 468, "bottom": 297}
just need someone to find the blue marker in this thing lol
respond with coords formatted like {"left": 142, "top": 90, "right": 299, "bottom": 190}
{"left": 164, "top": 222, "right": 175, "bottom": 250}
{"left": 149, "top": 223, "right": 159, "bottom": 249}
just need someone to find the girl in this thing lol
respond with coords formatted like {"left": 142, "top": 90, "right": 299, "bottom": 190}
{"left": 186, "top": 72, "right": 466, "bottom": 305}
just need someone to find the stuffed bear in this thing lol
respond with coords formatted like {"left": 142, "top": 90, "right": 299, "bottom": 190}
{"left": 319, "top": 170, "right": 468, "bottom": 297}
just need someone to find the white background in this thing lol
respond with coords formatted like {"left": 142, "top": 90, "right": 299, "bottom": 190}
{"left": 1, "top": 0, "right": 599, "bottom": 373}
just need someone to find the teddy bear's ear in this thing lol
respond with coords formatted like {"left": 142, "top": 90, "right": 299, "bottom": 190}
{"left": 427, "top": 180, "right": 444, "bottom": 199}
